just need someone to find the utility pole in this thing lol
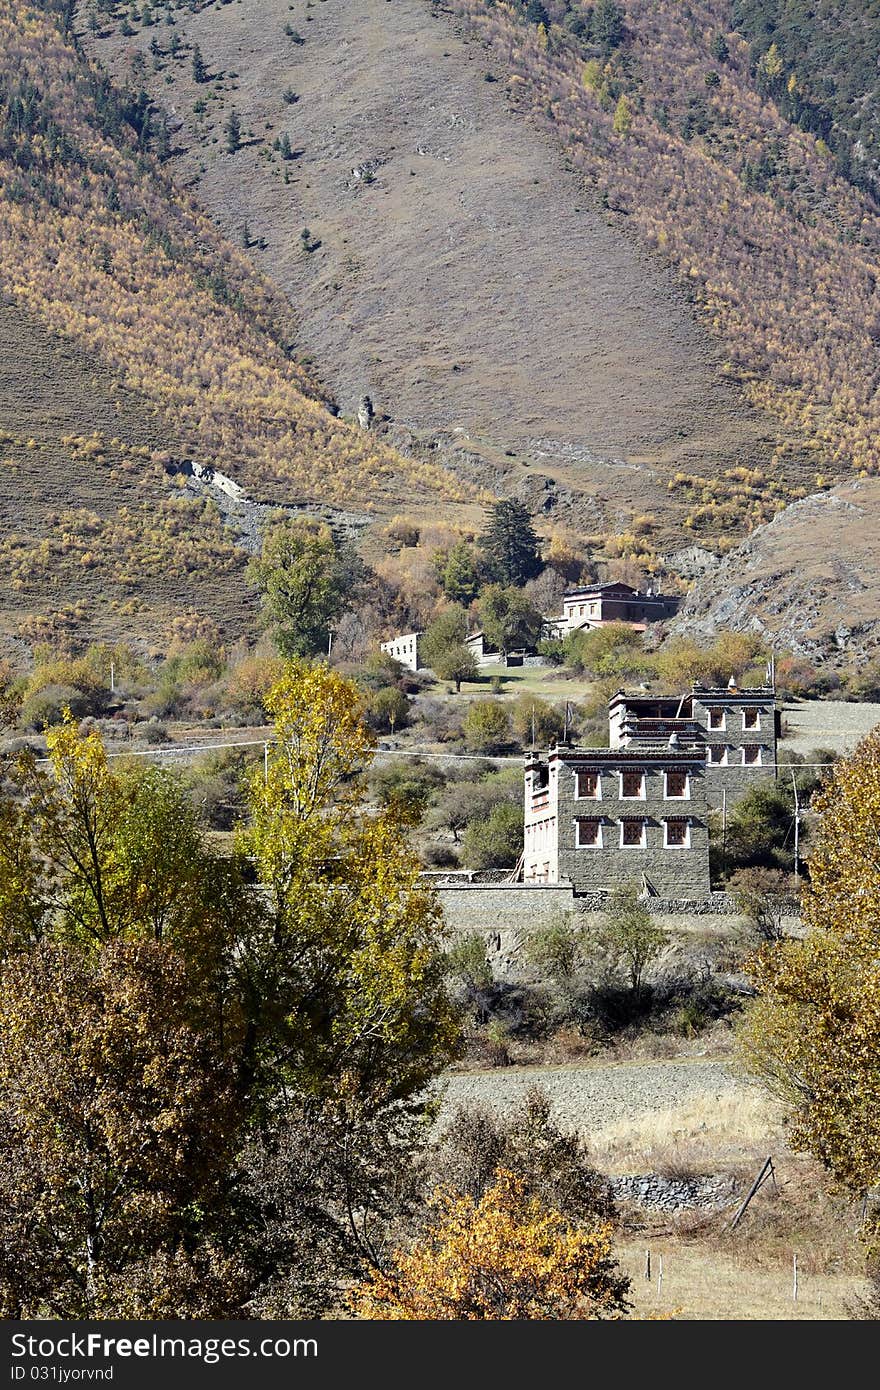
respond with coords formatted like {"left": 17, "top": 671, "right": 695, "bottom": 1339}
{"left": 110, "top": 660, "right": 115, "bottom": 695}
{"left": 327, "top": 625, "right": 334, "bottom": 657}
{"left": 791, "top": 768, "right": 801, "bottom": 887}
{"left": 264, "top": 742, "right": 269, "bottom": 786}
{"left": 721, "top": 789, "right": 727, "bottom": 860}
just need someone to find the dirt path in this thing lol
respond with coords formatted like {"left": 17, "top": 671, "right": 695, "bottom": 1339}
{"left": 440, "top": 1056, "right": 743, "bottom": 1134}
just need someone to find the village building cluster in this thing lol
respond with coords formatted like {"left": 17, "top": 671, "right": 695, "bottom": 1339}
{"left": 381, "top": 581, "right": 682, "bottom": 671}
{"left": 523, "top": 681, "right": 779, "bottom": 897}
{"left": 380, "top": 581, "right": 776, "bottom": 899}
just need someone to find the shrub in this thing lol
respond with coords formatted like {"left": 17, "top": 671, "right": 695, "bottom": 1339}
{"left": 463, "top": 700, "right": 512, "bottom": 753}
{"left": 20, "top": 684, "right": 90, "bottom": 730}
{"left": 589, "top": 886, "right": 668, "bottom": 997}
{"left": 447, "top": 933, "right": 493, "bottom": 993}
{"left": 461, "top": 801, "right": 523, "bottom": 869}
{"left": 524, "top": 915, "right": 589, "bottom": 984}
{"left": 362, "top": 685, "right": 409, "bottom": 733}
{"left": 727, "top": 866, "right": 794, "bottom": 941}
{"left": 511, "top": 694, "right": 565, "bottom": 748}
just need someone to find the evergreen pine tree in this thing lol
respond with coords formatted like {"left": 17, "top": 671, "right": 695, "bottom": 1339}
{"left": 478, "top": 500, "right": 542, "bottom": 587}
{"left": 191, "top": 44, "right": 207, "bottom": 83}
{"left": 225, "top": 106, "right": 242, "bottom": 153}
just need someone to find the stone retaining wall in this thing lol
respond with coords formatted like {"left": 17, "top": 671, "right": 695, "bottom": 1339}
{"left": 432, "top": 881, "right": 801, "bottom": 943}
{"left": 610, "top": 1173, "right": 736, "bottom": 1211}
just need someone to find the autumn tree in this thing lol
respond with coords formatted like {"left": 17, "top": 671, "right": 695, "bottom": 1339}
{"left": 462, "top": 698, "right": 512, "bottom": 753}
{"left": 420, "top": 603, "right": 468, "bottom": 663}
{"left": 351, "top": 1169, "right": 630, "bottom": 1319}
{"left": 433, "top": 644, "right": 479, "bottom": 692}
{"left": 738, "top": 731, "right": 880, "bottom": 1239}
{"left": 0, "top": 941, "right": 245, "bottom": 1318}
{"left": 478, "top": 499, "right": 542, "bottom": 587}
{"left": 511, "top": 693, "right": 565, "bottom": 747}
{"left": 247, "top": 517, "right": 361, "bottom": 659}
{"left": 434, "top": 1086, "right": 616, "bottom": 1225}
{"left": 591, "top": 885, "right": 668, "bottom": 998}
{"left": 239, "top": 661, "right": 460, "bottom": 1108}
{"left": 0, "top": 671, "right": 461, "bottom": 1316}
{"left": 477, "top": 584, "right": 544, "bottom": 658}
{"left": 613, "top": 94, "right": 633, "bottom": 136}
{"left": 420, "top": 604, "right": 477, "bottom": 689}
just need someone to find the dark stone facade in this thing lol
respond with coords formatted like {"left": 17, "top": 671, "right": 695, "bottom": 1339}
{"left": 525, "top": 745, "right": 711, "bottom": 897}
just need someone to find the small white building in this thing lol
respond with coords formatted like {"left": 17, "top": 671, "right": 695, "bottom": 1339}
{"left": 380, "top": 631, "right": 422, "bottom": 672}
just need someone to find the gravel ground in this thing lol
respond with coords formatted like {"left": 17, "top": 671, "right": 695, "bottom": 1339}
{"left": 439, "top": 1058, "right": 742, "bottom": 1135}
{"left": 780, "top": 699, "right": 880, "bottom": 758}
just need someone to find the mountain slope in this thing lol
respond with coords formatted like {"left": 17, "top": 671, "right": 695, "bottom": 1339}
{"left": 81, "top": 0, "right": 790, "bottom": 548}
{"left": 730, "top": 0, "right": 880, "bottom": 196}
{"left": 673, "top": 479, "right": 880, "bottom": 661}
{"left": 0, "top": 0, "right": 466, "bottom": 512}
{"left": 0, "top": 295, "right": 254, "bottom": 661}
{"left": 436, "top": 0, "right": 880, "bottom": 515}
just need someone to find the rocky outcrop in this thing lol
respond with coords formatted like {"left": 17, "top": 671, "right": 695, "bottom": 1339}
{"left": 671, "top": 480, "right": 880, "bottom": 662}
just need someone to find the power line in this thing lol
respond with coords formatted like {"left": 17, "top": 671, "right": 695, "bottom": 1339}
{"left": 31, "top": 737, "right": 841, "bottom": 769}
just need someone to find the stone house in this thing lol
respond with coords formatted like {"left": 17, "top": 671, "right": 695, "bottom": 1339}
{"left": 524, "top": 739, "right": 710, "bottom": 897}
{"left": 521, "top": 678, "right": 778, "bottom": 897}
{"left": 547, "top": 581, "right": 681, "bottom": 637}
{"left": 609, "top": 680, "right": 778, "bottom": 809}
{"left": 380, "top": 631, "right": 422, "bottom": 672}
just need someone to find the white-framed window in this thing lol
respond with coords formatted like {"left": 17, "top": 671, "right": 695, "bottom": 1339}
{"left": 742, "top": 744, "right": 762, "bottom": 765}
{"left": 664, "top": 817, "right": 691, "bottom": 849}
{"left": 575, "top": 769, "right": 601, "bottom": 799}
{"left": 742, "top": 708, "right": 761, "bottom": 730}
{"left": 620, "top": 818, "right": 647, "bottom": 848}
{"left": 575, "top": 817, "right": 603, "bottom": 848}
{"left": 707, "top": 707, "right": 726, "bottom": 730}
{"left": 708, "top": 745, "right": 728, "bottom": 765}
{"left": 619, "top": 770, "right": 645, "bottom": 799}
{"left": 664, "top": 769, "right": 690, "bottom": 799}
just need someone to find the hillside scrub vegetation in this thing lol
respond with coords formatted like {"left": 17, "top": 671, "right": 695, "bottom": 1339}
{"left": 449, "top": 0, "right": 880, "bottom": 505}
{"left": 0, "top": 0, "right": 468, "bottom": 511}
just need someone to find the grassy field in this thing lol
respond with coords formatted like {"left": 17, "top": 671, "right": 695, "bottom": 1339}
{"left": 599, "top": 1089, "right": 870, "bottom": 1320}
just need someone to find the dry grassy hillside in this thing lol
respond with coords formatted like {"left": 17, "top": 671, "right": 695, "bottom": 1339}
{"left": 81, "top": 0, "right": 794, "bottom": 547}
{"left": 0, "top": 0, "right": 467, "bottom": 509}
{"left": 0, "top": 297, "right": 255, "bottom": 660}
{"left": 674, "top": 478, "right": 880, "bottom": 660}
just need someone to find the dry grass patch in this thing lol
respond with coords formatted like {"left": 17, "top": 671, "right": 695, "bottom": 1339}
{"left": 592, "top": 1089, "right": 784, "bottom": 1178}
{"left": 617, "top": 1233, "right": 868, "bottom": 1321}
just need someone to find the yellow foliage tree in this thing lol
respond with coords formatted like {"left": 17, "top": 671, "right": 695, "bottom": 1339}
{"left": 738, "top": 730, "right": 880, "bottom": 1237}
{"left": 351, "top": 1169, "right": 631, "bottom": 1319}
{"left": 240, "top": 661, "right": 460, "bottom": 1106}
{"left": 612, "top": 93, "right": 633, "bottom": 136}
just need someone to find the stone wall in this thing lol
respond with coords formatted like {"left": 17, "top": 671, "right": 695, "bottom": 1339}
{"left": 432, "top": 882, "right": 802, "bottom": 948}
{"left": 435, "top": 883, "right": 576, "bottom": 932}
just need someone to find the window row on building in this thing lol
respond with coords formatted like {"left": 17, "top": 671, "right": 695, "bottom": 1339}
{"left": 706, "top": 707, "right": 763, "bottom": 731}
{"left": 574, "top": 768, "right": 695, "bottom": 800}
{"left": 706, "top": 744, "right": 768, "bottom": 765}
{"left": 573, "top": 816, "right": 696, "bottom": 849}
